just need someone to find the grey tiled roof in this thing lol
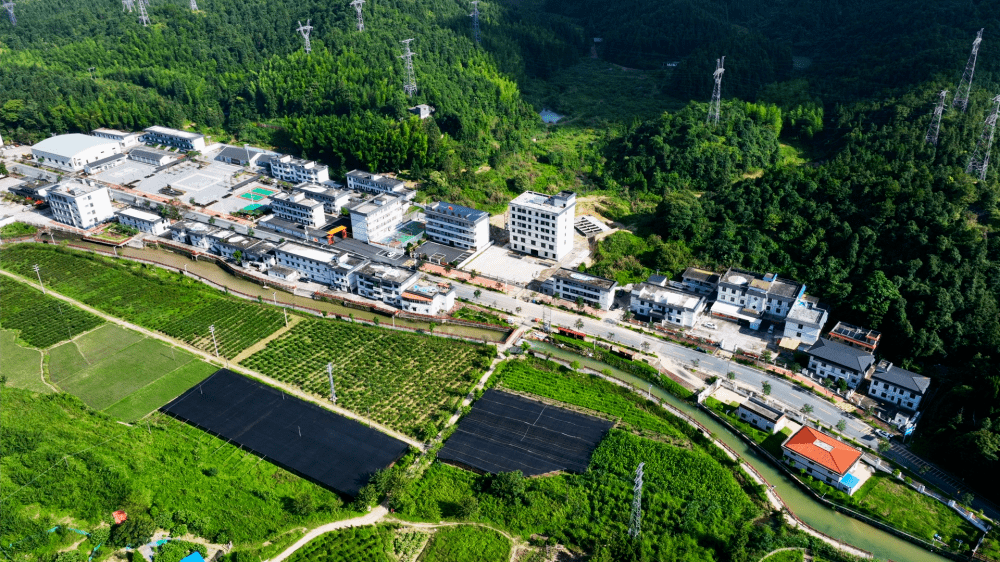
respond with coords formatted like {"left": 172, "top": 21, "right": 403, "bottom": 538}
{"left": 806, "top": 338, "right": 875, "bottom": 373}
{"left": 872, "top": 364, "right": 931, "bottom": 395}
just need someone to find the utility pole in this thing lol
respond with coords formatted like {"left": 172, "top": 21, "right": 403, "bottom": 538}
{"left": 297, "top": 19, "right": 313, "bottom": 54}
{"left": 2, "top": 1, "right": 15, "bottom": 26}
{"left": 707, "top": 56, "right": 725, "bottom": 126}
{"left": 32, "top": 264, "right": 44, "bottom": 294}
{"left": 628, "top": 462, "right": 644, "bottom": 538}
{"left": 399, "top": 39, "right": 417, "bottom": 97}
{"left": 953, "top": 29, "right": 984, "bottom": 112}
{"left": 350, "top": 0, "right": 364, "bottom": 32}
{"left": 469, "top": 0, "right": 480, "bottom": 45}
{"left": 327, "top": 362, "right": 337, "bottom": 403}
{"left": 136, "top": 0, "right": 150, "bottom": 26}
{"left": 925, "top": 90, "right": 948, "bottom": 146}
{"left": 209, "top": 324, "right": 220, "bottom": 358}
{"left": 966, "top": 94, "right": 1000, "bottom": 181}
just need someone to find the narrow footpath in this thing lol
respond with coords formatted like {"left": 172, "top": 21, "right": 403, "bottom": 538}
{"left": 268, "top": 507, "right": 389, "bottom": 562}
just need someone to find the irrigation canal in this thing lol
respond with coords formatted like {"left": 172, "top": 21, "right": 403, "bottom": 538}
{"left": 531, "top": 341, "right": 949, "bottom": 562}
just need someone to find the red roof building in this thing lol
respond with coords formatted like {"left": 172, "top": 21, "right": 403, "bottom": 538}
{"left": 782, "top": 426, "right": 862, "bottom": 475}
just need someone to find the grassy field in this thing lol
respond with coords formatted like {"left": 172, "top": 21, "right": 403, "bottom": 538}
{"left": 0, "top": 275, "right": 104, "bottom": 348}
{"left": 0, "top": 244, "right": 283, "bottom": 357}
{"left": 0, "top": 221, "right": 37, "bottom": 238}
{"left": 241, "top": 318, "right": 494, "bottom": 438}
{"left": 0, "top": 387, "right": 356, "bottom": 561}
{"left": 0, "top": 329, "right": 49, "bottom": 393}
{"left": 49, "top": 324, "right": 216, "bottom": 418}
{"left": 420, "top": 526, "right": 510, "bottom": 562}
{"left": 852, "top": 475, "right": 978, "bottom": 545}
{"left": 451, "top": 307, "right": 511, "bottom": 328}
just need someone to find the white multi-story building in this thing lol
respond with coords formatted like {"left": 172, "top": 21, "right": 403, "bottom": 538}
{"left": 713, "top": 268, "right": 804, "bottom": 325}
{"left": 782, "top": 426, "right": 866, "bottom": 495}
{"left": 294, "top": 183, "right": 351, "bottom": 214}
{"left": 867, "top": 360, "right": 931, "bottom": 411}
{"left": 268, "top": 155, "right": 330, "bottom": 184}
{"left": 355, "top": 263, "right": 420, "bottom": 306}
{"left": 116, "top": 207, "right": 170, "bottom": 235}
{"left": 805, "top": 338, "right": 875, "bottom": 388}
{"left": 680, "top": 267, "right": 720, "bottom": 296}
{"left": 349, "top": 194, "right": 405, "bottom": 244}
{"left": 169, "top": 220, "right": 220, "bottom": 250}
{"left": 424, "top": 201, "right": 490, "bottom": 252}
{"left": 782, "top": 295, "right": 829, "bottom": 345}
{"left": 91, "top": 128, "right": 142, "bottom": 150}
{"left": 541, "top": 268, "right": 618, "bottom": 310}
{"left": 142, "top": 126, "right": 206, "bottom": 152}
{"left": 400, "top": 277, "right": 456, "bottom": 316}
{"left": 270, "top": 192, "right": 326, "bottom": 228}
{"left": 273, "top": 242, "right": 367, "bottom": 292}
{"left": 736, "top": 397, "right": 790, "bottom": 434}
{"left": 630, "top": 278, "right": 706, "bottom": 327}
{"left": 48, "top": 182, "right": 115, "bottom": 229}
{"left": 346, "top": 170, "right": 412, "bottom": 199}
{"left": 507, "top": 190, "right": 576, "bottom": 261}
{"left": 31, "top": 134, "right": 121, "bottom": 172}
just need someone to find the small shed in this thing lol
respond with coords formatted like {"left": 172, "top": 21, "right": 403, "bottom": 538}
{"left": 736, "top": 397, "right": 789, "bottom": 434}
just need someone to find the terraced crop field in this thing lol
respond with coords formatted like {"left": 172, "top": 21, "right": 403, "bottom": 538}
{"left": 0, "top": 276, "right": 103, "bottom": 348}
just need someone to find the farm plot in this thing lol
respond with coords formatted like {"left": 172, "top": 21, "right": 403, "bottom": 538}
{"left": 0, "top": 276, "right": 103, "bottom": 348}
{"left": 0, "top": 330, "right": 49, "bottom": 394}
{"left": 0, "top": 244, "right": 283, "bottom": 357}
{"left": 241, "top": 318, "right": 494, "bottom": 438}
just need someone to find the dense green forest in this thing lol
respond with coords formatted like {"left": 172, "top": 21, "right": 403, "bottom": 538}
{"left": 2, "top": 0, "right": 1000, "bottom": 512}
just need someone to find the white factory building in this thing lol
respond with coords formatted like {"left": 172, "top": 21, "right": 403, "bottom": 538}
{"left": 507, "top": 190, "right": 576, "bottom": 261}
{"left": 31, "top": 134, "right": 122, "bottom": 172}
{"left": 115, "top": 207, "right": 170, "bottom": 235}
{"left": 142, "top": 126, "right": 206, "bottom": 152}
{"left": 48, "top": 181, "right": 115, "bottom": 229}
{"left": 424, "top": 201, "right": 490, "bottom": 252}
{"left": 349, "top": 194, "right": 405, "bottom": 244}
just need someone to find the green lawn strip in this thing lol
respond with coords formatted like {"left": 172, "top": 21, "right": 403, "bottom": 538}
{"left": 103, "top": 360, "right": 217, "bottom": 421}
{"left": 60, "top": 338, "right": 196, "bottom": 410}
{"left": 489, "top": 357, "right": 689, "bottom": 441}
{"left": 851, "top": 475, "right": 978, "bottom": 544}
{"left": 1, "top": 387, "right": 355, "bottom": 559}
{"left": 761, "top": 550, "right": 804, "bottom": 562}
{"left": 283, "top": 525, "right": 394, "bottom": 562}
{"left": 451, "top": 307, "right": 511, "bottom": 328}
{"left": 421, "top": 526, "right": 510, "bottom": 562}
{"left": 47, "top": 339, "right": 89, "bottom": 383}
{"left": 0, "top": 329, "right": 49, "bottom": 393}
{"left": 0, "top": 276, "right": 104, "bottom": 349}
{"left": 72, "top": 323, "right": 145, "bottom": 364}
{"left": 0, "top": 222, "right": 37, "bottom": 239}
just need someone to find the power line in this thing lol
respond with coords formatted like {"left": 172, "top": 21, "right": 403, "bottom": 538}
{"left": 706, "top": 56, "right": 724, "bottom": 126}
{"left": 349, "top": 0, "right": 364, "bottom": 32}
{"left": 925, "top": 90, "right": 948, "bottom": 146}
{"left": 297, "top": 19, "right": 313, "bottom": 54}
{"left": 953, "top": 28, "right": 983, "bottom": 113}
{"left": 400, "top": 38, "right": 417, "bottom": 97}
{"left": 966, "top": 94, "right": 1000, "bottom": 181}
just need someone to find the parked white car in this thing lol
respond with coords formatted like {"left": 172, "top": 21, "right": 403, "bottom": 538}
{"left": 703, "top": 322, "right": 718, "bottom": 330}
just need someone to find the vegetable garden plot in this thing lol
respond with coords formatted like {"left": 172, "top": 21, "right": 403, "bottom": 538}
{"left": 0, "top": 276, "right": 103, "bottom": 348}
{"left": 162, "top": 369, "right": 409, "bottom": 497}
{"left": 241, "top": 319, "right": 494, "bottom": 438}
{"left": 438, "top": 389, "right": 614, "bottom": 476}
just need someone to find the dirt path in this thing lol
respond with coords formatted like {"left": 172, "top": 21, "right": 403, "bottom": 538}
{"left": 232, "top": 315, "right": 301, "bottom": 363}
{"left": 0, "top": 269, "right": 423, "bottom": 450}
{"left": 268, "top": 507, "right": 389, "bottom": 562}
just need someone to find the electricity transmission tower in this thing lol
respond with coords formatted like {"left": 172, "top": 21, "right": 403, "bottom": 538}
{"left": 627, "top": 462, "right": 644, "bottom": 538}
{"left": 327, "top": 362, "right": 337, "bottom": 403}
{"left": 469, "top": 0, "right": 480, "bottom": 45}
{"left": 136, "top": 0, "right": 150, "bottom": 26}
{"left": 925, "top": 90, "right": 948, "bottom": 146}
{"left": 190, "top": 0, "right": 197, "bottom": 11}
{"left": 122, "top": 0, "right": 134, "bottom": 12}
{"left": 3, "top": 1, "right": 15, "bottom": 26}
{"left": 707, "top": 56, "right": 725, "bottom": 126}
{"left": 400, "top": 38, "right": 417, "bottom": 97}
{"left": 297, "top": 19, "right": 313, "bottom": 54}
{"left": 350, "top": 0, "right": 364, "bottom": 32}
{"left": 953, "top": 28, "right": 984, "bottom": 113}
{"left": 967, "top": 94, "right": 1000, "bottom": 180}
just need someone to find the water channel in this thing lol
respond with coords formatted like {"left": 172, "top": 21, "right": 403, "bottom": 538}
{"left": 531, "top": 341, "right": 948, "bottom": 562}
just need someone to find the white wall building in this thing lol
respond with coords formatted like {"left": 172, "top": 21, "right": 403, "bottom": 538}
{"left": 680, "top": 267, "right": 720, "bottom": 296}
{"left": 91, "top": 128, "right": 142, "bottom": 150}
{"left": 273, "top": 242, "right": 367, "bottom": 292}
{"left": 630, "top": 278, "right": 706, "bottom": 327}
{"left": 270, "top": 191, "right": 326, "bottom": 228}
{"left": 782, "top": 295, "right": 829, "bottom": 345}
{"left": 48, "top": 181, "right": 115, "bottom": 229}
{"left": 712, "top": 268, "right": 804, "bottom": 327}
{"left": 805, "top": 338, "right": 875, "bottom": 388}
{"left": 346, "top": 170, "right": 411, "bottom": 199}
{"left": 507, "top": 190, "right": 576, "bottom": 261}
{"left": 116, "top": 207, "right": 170, "bottom": 235}
{"left": 31, "top": 134, "right": 122, "bottom": 172}
{"left": 128, "top": 147, "right": 179, "bottom": 167}
{"left": 142, "top": 126, "right": 206, "bottom": 152}
{"left": 867, "top": 361, "right": 931, "bottom": 411}
{"left": 736, "top": 397, "right": 790, "bottom": 434}
{"left": 355, "top": 263, "right": 420, "bottom": 306}
{"left": 349, "top": 194, "right": 405, "bottom": 244}
{"left": 400, "top": 277, "right": 456, "bottom": 316}
{"left": 424, "top": 201, "right": 490, "bottom": 252}
{"left": 295, "top": 183, "right": 351, "bottom": 214}
{"left": 84, "top": 154, "right": 127, "bottom": 175}
{"left": 269, "top": 155, "right": 330, "bottom": 184}
{"left": 541, "top": 268, "right": 618, "bottom": 310}
{"left": 782, "top": 427, "right": 866, "bottom": 495}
